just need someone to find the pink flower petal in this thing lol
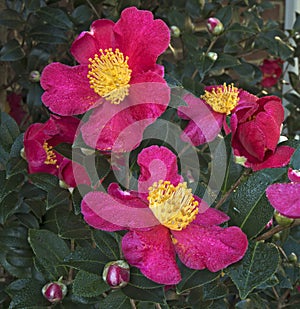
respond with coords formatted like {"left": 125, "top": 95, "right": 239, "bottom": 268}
{"left": 247, "top": 145, "right": 295, "bottom": 171}
{"left": 81, "top": 190, "right": 159, "bottom": 231}
{"left": 178, "top": 93, "right": 223, "bottom": 146}
{"left": 172, "top": 224, "right": 248, "bottom": 272}
{"left": 193, "top": 207, "right": 230, "bottom": 226}
{"left": 137, "top": 145, "right": 183, "bottom": 195}
{"left": 288, "top": 168, "right": 300, "bottom": 183}
{"left": 114, "top": 7, "right": 170, "bottom": 74}
{"left": 262, "top": 96, "right": 284, "bottom": 126}
{"left": 122, "top": 226, "right": 181, "bottom": 285}
{"left": 80, "top": 77, "right": 170, "bottom": 152}
{"left": 41, "top": 63, "right": 99, "bottom": 115}
{"left": 71, "top": 20, "right": 115, "bottom": 64}
{"left": 266, "top": 183, "right": 300, "bottom": 218}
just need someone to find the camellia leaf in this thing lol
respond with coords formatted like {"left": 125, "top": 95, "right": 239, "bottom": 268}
{"left": 28, "top": 229, "right": 70, "bottom": 280}
{"left": 228, "top": 168, "right": 286, "bottom": 238}
{"left": 290, "top": 145, "right": 300, "bottom": 170}
{"left": 36, "top": 7, "right": 73, "bottom": 30}
{"left": 227, "top": 241, "right": 280, "bottom": 299}
{"left": 100, "top": 290, "right": 132, "bottom": 309}
{"left": 0, "top": 39, "right": 25, "bottom": 61}
{"left": 72, "top": 270, "right": 109, "bottom": 297}
{"left": 0, "top": 9, "right": 24, "bottom": 28}
{"left": 176, "top": 261, "right": 220, "bottom": 293}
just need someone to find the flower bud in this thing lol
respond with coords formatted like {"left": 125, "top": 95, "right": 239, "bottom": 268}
{"left": 103, "top": 260, "right": 130, "bottom": 288}
{"left": 170, "top": 26, "right": 181, "bottom": 38}
{"left": 207, "top": 52, "right": 218, "bottom": 61}
{"left": 42, "top": 281, "right": 67, "bottom": 303}
{"left": 29, "top": 70, "right": 41, "bottom": 82}
{"left": 274, "top": 211, "right": 294, "bottom": 227}
{"left": 288, "top": 252, "right": 297, "bottom": 263}
{"left": 20, "top": 147, "right": 26, "bottom": 160}
{"left": 206, "top": 17, "right": 224, "bottom": 35}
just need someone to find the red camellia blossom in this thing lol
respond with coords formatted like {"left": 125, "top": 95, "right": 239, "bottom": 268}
{"left": 81, "top": 145, "right": 248, "bottom": 285}
{"left": 260, "top": 58, "right": 283, "bottom": 88}
{"left": 40, "top": 7, "right": 170, "bottom": 152}
{"left": 231, "top": 95, "right": 294, "bottom": 171}
{"left": 23, "top": 115, "right": 90, "bottom": 187}
{"left": 7, "top": 93, "right": 28, "bottom": 126}
{"left": 266, "top": 168, "right": 300, "bottom": 219}
{"left": 177, "top": 84, "right": 257, "bottom": 146}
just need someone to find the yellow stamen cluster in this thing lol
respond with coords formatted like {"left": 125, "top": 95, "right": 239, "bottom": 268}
{"left": 201, "top": 83, "right": 239, "bottom": 114}
{"left": 43, "top": 142, "right": 57, "bottom": 165}
{"left": 87, "top": 48, "right": 132, "bottom": 105}
{"left": 148, "top": 180, "right": 199, "bottom": 231}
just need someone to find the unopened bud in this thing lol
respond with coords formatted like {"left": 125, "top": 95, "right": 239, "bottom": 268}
{"left": 59, "top": 180, "right": 69, "bottom": 190}
{"left": 103, "top": 260, "right": 130, "bottom": 288}
{"left": 20, "top": 147, "right": 26, "bottom": 160}
{"left": 170, "top": 26, "right": 181, "bottom": 38}
{"left": 29, "top": 70, "right": 40, "bottom": 82}
{"left": 274, "top": 211, "right": 294, "bottom": 227}
{"left": 206, "top": 17, "right": 224, "bottom": 35}
{"left": 288, "top": 252, "right": 298, "bottom": 263}
{"left": 42, "top": 281, "right": 67, "bottom": 303}
{"left": 207, "top": 52, "right": 218, "bottom": 61}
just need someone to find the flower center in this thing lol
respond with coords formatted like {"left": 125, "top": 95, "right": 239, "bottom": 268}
{"left": 87, "top": 48, "right": 132, "bottom": 105}
{"left": 201, "top": 83, "right": 239, "bottom": 114}
{"left": 147, "top": 180, "right": 199, "bottom": 231}
{"left": 43, "top": 142, "right": 57, "bottom": 165}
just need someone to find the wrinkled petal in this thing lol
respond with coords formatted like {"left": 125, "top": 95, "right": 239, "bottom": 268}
{"left": 59, "top": 159, "right": 91, "bottom": 188}
{"left": 80, "top": 78, "right": 170, "bottom": 152}
{"left": 71, "top": 20, "right": 115, "bottom": 64}
{"left": 266, "top": 183, "right": 300, "bottom": 218}
{"left": 81, "top": 190, "right": 159, "bottom": 231}
{"left": 137, "top": 145, "right": 183, "bottom": 195}
{"left": 193, "top": 207, "right": 229, "bottom": 226}
{"left": 262, "top": 96, "right": 284, "bottom": 126}
{"left": 114, "top": 7, "right": 170, "bottom": 74}
{"left": 246, "top": 145, "right": 295, "bottom": 171}
{"left": 288, "top": 168, "right": 300, "bottom": 183}
{"left": 172, "top": 224, "right": 248, "bottom": 272}
{"left": 178, "top": 94, "right": 223, "bottom": 146}
{"left": 41, "top": 63, "right": 99, "bottom": 115}
{"left": 122, "top": 225, "right": 181, "bottom": 285}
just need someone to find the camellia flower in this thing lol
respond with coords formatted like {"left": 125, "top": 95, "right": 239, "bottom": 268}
{"left": 259, "top": 58, "right": 283, "bottom": 88}
{"left": 177, "top": 84, "right": 257, "bottom": 146}
{"left": 81, "top": 145, "right": 248, "bottom": 285}
{"left": 23, "top": 115, "right": 90, "bottom": 187}
{"left": 40, "top": 7, "right": 170, "bottom": 152}
{"left": 231, "top": 95, "right": 295, "bottom": 171}
{"left": 266, "top": 168, "right": 300, "bottom": 218}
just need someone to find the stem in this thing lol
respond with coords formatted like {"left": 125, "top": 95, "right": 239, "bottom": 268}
{"left": 215, "top": 168, "right": 251, "bottom": 209}
{"left": 130, "top": 299, "right": 137, "bottom": 309}
{"left": 255, "top": 219, "right": 300, "bottom": 241}
{"left": 86, "top": 0, "right": 100, "bottom": 18}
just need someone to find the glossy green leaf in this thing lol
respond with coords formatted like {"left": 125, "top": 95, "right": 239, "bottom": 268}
{"left": 92, "top": 229, "right": 121, "bottom": 260}
{"left": 28, "top": 229, "right": 70, "bottom": 279}
{"left": 71, "top": 5, "right": 93, "bottom": 25}
{"left": 26, "top": 83, "right": 43, "bottom": 107}
{"left": 6, "top": 279, "right": 49, "bottom": 309}
{"left": 290, "top": 146, "right": 300, "bottom": 170}
{"left": 0, "top": 9, "right": 24, "bottom": 28}
{"left": 0, "top": 112, "right": 20, "bottom": 153}
{"left": 63, "top": 246, "right": 108, "bottom": 274}
{"left": 122, "top": 285, "right": 166, "bottom": 304}
{"left": 228, "top": 168, "right": 286, "bottom": 238}
{"left": 227, "top": 241, "right": 280, "bottom": 299}
{"left": 36, "top": 7, "right": 73, "bottom": 29}
{"left": 176, "top": 262, "right": 220, "bottom": 293}
{"left": 72, "top": 270, "right": 109, "bottom": 297}
{"left": 101, "top": 290, "right": 132, "bottom": 309}
{"left": 29, "top": 25, "right": 68, "bottom": 44}
{"left": 0, "top": 226, "right": 33, "bottom": 278}
{"left": 0, "top": 39, "right": 25, "bottom": 61}
{"left": 202, "top": 278, "right": 228, "bottom": 300}
{"left": 71, "top": 184, "right": 92, "bottom": 215}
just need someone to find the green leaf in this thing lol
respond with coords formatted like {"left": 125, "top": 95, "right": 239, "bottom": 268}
{"left": 0, "top": 191, "right": 22, "bottom": 224}
{"left": 0, "top": 112, "right": 20, "bottom": 153}
{"left": 212, "top": 54, "right": 240, "bottom": 71}
{"left": 26, "top": 83, "right": 43, "bottom": 107}
{"left": 72, "top": 270, "right": 109, "bottom": 297}
{"left": 92, "top": 229, "right": 121, "bottom": 260}
{"left": 227, "top": 241, "right": 280, "bottom": 299}
{"left": 128, "top": 267, "right": 163, "bottom": 289}
{"left": 202, "top": 278, "right": 228, "bottom": 300}
{"left": 0, "top": 39, "right": 25, "bottom": 61}
{"left": 36, "top": 7, "right": 73, "bottom": 29}
{"left": 176, "top": 262, "right": 220, "bottom": 293}
{"left": 6, "top": 279, "right": 49, "bottom": 309}
{"left": 71, "top": 184, "right": 92, "bottom": 215}
{"left": 63, "top": 246, "right": 108, "bottom": 274}
{"left": 289, "top": 71, "right": 300, "bottom": 94}
{"left": 0, "top": 9, "right": 24, "bottom": 28}
{"left": 101, "top": 290, "right": 132, "bottom": 309}
{"left": 122, "top": 285, "right": 166, "bottom": 304}
{"left": 71, "top": 5, "right": 93, "bottom": 25}
{"left": 28, "top": 173, "right": 70, "bottom": 209}
{"left": 228, "top": 168, "right": 286, "bottom": 238}
{"left": 28, "top": 229, "right": 70, "bottom": 279}
{"left": 0, "top": 226, "right": 33, "bottom": 278}
{"left": 29, "top": 25, "right": 68, "bottom": 44}
{"left": 291, "top": 146, "right": 300, "bottom": 170}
